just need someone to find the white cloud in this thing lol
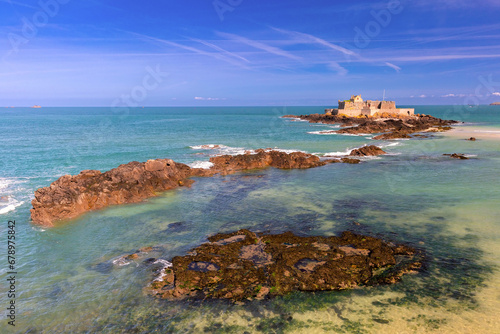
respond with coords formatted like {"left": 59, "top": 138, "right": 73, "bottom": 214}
{"left": 194, "top": 97, "right": 226, "bottom": 101}
{"left": 492, "top": 92, "right": 500, "bottom": 96}
{"left": 442, "top": 93, "right": 467, "bottom": 98}
{"left": 419, "top": 95, "right": 427, "bottom": 98}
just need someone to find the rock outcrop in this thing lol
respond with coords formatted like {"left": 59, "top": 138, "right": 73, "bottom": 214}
{"left": 30, "top": 159, "right": 194, "bottom": 227}
{"left": 31, "top": 150, "right": 339, "bottom": 227}
{"left": 149, "top": 229, "right": 422, "bottom": 301}
{"left": 283, "top": 114, "right": 457, "bottom": 139}
{"left": 208, "top": 149, "right": 329, "bottom": 175}
{"left": 349, "top": 145, "right": 387, "bottom": 157}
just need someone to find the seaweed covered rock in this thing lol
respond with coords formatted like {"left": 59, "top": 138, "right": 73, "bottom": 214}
{"left": 149, "top": 229, "right": 422, "bottom": 301}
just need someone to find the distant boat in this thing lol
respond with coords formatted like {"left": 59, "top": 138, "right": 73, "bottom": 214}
{"left": 31, "top": 105, "right": 41, "bottom": 108}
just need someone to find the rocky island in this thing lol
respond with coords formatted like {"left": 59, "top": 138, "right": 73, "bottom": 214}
{"left": 490, "top": 102, "right": 500, "bottom": 105}
{"left": 31, "top": 148, "right": 387, "bottom": 227}
{"left": 148, "top": 229, "right": 423, "bottom": 301}
{"left": 285, "top": 95, "right": 457, "bottom": 139}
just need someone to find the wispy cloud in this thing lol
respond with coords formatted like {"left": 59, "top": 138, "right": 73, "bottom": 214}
{"left": 493, "top": 92, "right": 500, "bottom": 96}
{"left": 271, "top": 27, "right": 357, "bottom": 57}
{"left": 216, "top": 32, "right": 302, "bottom": 61}
{"left": 127, "top": 32, "right": 250, "bottom": 69}
{"left": 0, "top": 0, "right": 37, "bottom": 9}
{"left": 187, "top": 37, "right": 250, "bottom": 63}
{"left": 384, "top": 62, "right": 401, "bottom": 72}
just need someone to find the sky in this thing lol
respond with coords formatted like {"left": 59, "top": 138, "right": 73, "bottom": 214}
{"left": 1, "top": 0, "right": 500, "bottom": 106}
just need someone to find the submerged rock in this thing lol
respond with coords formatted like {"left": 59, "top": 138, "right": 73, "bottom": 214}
{"left": 444, "top": 153, "right": 469, "bottom": 160}
{"left": 149, "top": 229, "right": 422, "bottom": 301}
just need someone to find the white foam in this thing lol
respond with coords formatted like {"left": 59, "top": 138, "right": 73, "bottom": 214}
{"left": 153, "top": 259, "right": 173, "bottom": 282}
{"left": 0, "top": 178, "right": 9, "bottom": 191}
{"left": 323, "top": 148, "right": 354, "bottom": 157}
{"left": 379, "top": 142, "right": 401, "bottom": 148}
{"left": 0, "top": 201, "right": 24, "bottom": 215}
{"left": 190, "top": 144, "right": 248, "bottom": 156}
{"left": 112, "top": 257, "right": 132, "bottom": 267}
{"left": 188, "top": 161, "right": 214, "bottom": 169}
{"left": 282, "top": 117, "right": 309, "bottom": 122}
{"left": 307, "top": 130, "right": 337, "bottom": 135}
{"left": 190, "top": 144, "right": 229, "bottom": 150}
{"left": 263, "top": 147, "right": 307, "bottom": 154}
{"left": 153, "top": 259, "right": 173, "bottom": 267}
{"left": 191, "top": 144, "right": 308, "bottom": 157}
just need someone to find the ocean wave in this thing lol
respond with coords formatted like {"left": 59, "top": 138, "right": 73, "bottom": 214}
{"left": 190, "top": 144, "right": 229, "bottom": 150}
{"left": 0, "top": 177, "right": 29, "bottom": 215}
{"left": 307, "top": 130, "right": 338, "bottom": 135}
{"left": 190, "top": 144, "right": 307, "bottom": 157}
{"left": 0, "top": 200, "right": 24, "bottom": 215}
{"left": 282, "top": 117, "right": 309, "bottom": 122}
{"left": 188, "top": 161, "right": 214, "bottom": 169}
{"left": 190, "top": 144, "right": 249, "bottom": 156}
{"left": 379, "top": 142, "right": 401, "bottom": 148}
{"left": 323, "top": 148, "right": 355, "bottom": 157}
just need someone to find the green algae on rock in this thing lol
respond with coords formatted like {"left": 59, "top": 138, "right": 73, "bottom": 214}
{"left": 149, "top": 229, "right": 423, "bottom": 301}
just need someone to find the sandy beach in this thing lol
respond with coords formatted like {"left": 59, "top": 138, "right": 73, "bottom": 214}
{"left": 444, "top": 125, "right": 500, "bottom": 140}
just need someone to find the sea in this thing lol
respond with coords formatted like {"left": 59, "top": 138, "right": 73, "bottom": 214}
{"left": 0, "top": 105, "right": 499, "bottom": 333}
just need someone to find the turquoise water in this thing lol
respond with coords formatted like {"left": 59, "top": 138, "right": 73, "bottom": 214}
{"left": 1, "top": 106, "right": 500, "bottom": 333}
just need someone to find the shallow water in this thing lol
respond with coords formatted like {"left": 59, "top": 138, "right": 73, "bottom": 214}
{"left": 0, "top": 106, "right": 499, "bottom": 333}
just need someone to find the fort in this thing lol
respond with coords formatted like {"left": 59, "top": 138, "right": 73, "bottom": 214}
{"left": 325, "top": 95, "right": 414, "bottom": 117}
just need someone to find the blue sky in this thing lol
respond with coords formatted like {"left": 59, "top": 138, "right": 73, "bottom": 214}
{"left": 1, "top": 0, "right": 500, "bottom": 106}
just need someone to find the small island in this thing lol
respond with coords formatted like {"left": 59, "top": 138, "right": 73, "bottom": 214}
{"left": 285, "top": 94, "right": 457, "bottom": 139}
{"left": 490, "top": 102, "right": 500, "bottom": 105}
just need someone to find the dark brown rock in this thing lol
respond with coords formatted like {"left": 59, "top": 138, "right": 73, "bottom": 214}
{"left": 349, "top": 145, "right": 386, "bottom": 157}
{"left": 467, "top": 137, "right": 476, "bottom": 141}
{"left": 149, "top": 229, "right": 423, "bottom": 301}
{"left": 30, "top": 159, "right": 193, "bottom": 227}
{"left": 208, "top": 149, "right": 326, "bottom": 175}
{"left": 284, "top": 114, "right": 457, "bottom": 140}
{"left": 30, "top": 150, "right": 339, "bottom": 227}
